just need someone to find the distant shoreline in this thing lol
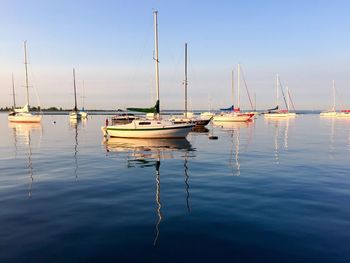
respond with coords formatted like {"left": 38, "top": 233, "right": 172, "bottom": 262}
{"left": 0, "top": 109, "right": 322, "bottom": 115}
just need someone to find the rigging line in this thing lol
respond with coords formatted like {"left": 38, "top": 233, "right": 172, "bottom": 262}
{"left": 288, "top": 89, "right": 296, "bottom": 111}
{"left": 28, "top": 63, "right": 42, "bottom": 109}
{"left": 278, "top": 78, "right": 289, "bottom": 110}
{"left": 240, "top": 68, "right": 254, "bottom": 110}
{"left": 335, "top": 86, "right": 346, "bottom": 109}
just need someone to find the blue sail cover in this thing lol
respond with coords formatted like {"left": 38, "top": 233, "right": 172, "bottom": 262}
{"left": 220, "top": 105, "right": 234, "bottom": 111}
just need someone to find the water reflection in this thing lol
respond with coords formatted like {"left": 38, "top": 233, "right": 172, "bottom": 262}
{"left": 154, "top": 160, "right": 162, "bottom": 246}
{"left": 103, "top": 138, "right": 194, "bottom": 246}
{"left": 265, "top": 118, "right": 293, "bottom": 164}
{"left": 8, "top": 122, "right": 42, "bottom": 198}
{"left": 213, "top": 121, "right": 252, "bottom": 176}
{"left": 191, "top": 126, "right": 209, "bottom": 134}
{"left": 69, "top": 119, "right": 81, "bottom": 181}
{"left": 329, "top": 118, "right": 335, "bottom": 158}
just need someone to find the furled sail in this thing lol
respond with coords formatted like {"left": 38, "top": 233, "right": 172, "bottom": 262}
{"left": 267, "top": 105, "right": 279, "bottom": 112}
{"left": 220, "top": 105, "right": 234, "bottom": 111}
{"left": 127, "top": 100, "right": 160, "bottom": 114}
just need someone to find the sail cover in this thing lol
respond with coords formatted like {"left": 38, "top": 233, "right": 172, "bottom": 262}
{"left": 127, "top": 100, "right": 160, "bottom": 114}
{"left": 220, "top": 105, "right": 234, "bottom": 111}
{"left": 267, "top": 105, "right": 279, "bottom": 112}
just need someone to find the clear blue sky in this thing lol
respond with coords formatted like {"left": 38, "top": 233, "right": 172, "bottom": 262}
{"left": 1, "top": 0, "right": 349, "bottom": 110}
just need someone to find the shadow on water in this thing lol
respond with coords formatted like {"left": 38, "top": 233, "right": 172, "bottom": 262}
{"left": 103, "top": 137, "right": 195, "bottom": 246}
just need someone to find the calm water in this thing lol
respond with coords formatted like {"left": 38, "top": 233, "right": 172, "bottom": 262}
{"left": 0, "top": 113, "right": 349, "bottom": 262}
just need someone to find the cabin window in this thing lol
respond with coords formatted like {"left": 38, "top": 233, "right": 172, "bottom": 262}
{"left": 139, "top": 122, "right": 151, "bottom": 125}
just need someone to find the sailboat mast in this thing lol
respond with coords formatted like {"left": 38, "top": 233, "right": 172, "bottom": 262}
{"left": 332, "top": 80, "right": 336, "bottom": 111}
{"left": 73, "top": 68, "right": 78, "bottom": 111}
{"left": 237, "top": 64, "right": 241, "bottom": 110}
{"left": 153, "top": 11, "right": 160, "bottom": 116}
{"left": 24, "top": 41, "right": 30, "bottom": 108}
{"left": 184, "top": 43, "right": 188, "bottom": 118}
{"left": 82, "top": 80, "right": 85, "bottom": 110}
{"left": 12, "top": 73, "right": 16, "bottom": 109}
{"left": 231, "top": 69, "right": 234, "bottom": 109}
{"left": 286, "top": 86, "right": 289, "bottom": 111}
{"left": 276, "top": 74, "right": 279, "bottom": 108}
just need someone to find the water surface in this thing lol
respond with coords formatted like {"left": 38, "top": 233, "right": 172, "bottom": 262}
{"left": 0, "top": 113, "right": 349, "bottom": 262}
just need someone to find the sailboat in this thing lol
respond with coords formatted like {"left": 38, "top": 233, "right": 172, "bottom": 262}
{"left": 320, "top": 80, "right": 337, "bottom": 117}
{"left": 170, "top": 43, "right": 211, "bottom": 127}
{"left": 8, "top": 41, "right": 42, "bottom": 123}
{"left": 102, "top": 11, "right": 194, "bottom": 139}
{"left": 264, "top": 75, "right": 296, "bottom": 118}
{"left": 69, "top": 68, "right": 82, "bottom": 120}
{"left": 213, "top": 65, "right": 253, "bottom": 122}
{"left": 79, "top": 81, "right": 88, "bottom": 118}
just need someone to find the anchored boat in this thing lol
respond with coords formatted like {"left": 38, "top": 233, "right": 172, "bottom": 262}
{"left": 213, "top": 66, "right": 253, "bottom": 122}
{"left": 8, "top": 41, "right": 42, "bottom": 123}
{"left": 264, "top": 75, "right": 296, "bottom": 118}
{"left": 102, "top": 11, "right": 193, "bottom": 139}
{"left": 69, "top": 68, "right": 82, "bottom": 120}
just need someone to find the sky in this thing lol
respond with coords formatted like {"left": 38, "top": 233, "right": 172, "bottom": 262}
{"left": 0, "top": 0, "right": 350, "bottom": 110}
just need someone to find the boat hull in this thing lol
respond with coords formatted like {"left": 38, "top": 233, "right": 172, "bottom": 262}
{"left": 264, "top": 112, "right": 296, "bottom": 118}
{"left": 69, "top": 111, "right": 82, "bottom": 120}
{"left": 8, "top": 113, "right": 42, "bottom": 123}
{"left": 102, "top": 120, "right": 194, "bottom": 139}
{"left": 337, "top": 113, "right": 350, "bottom": 118}
{"left": 80, "top": 111, "right": 88, "bottom": 118}
{"left": 213, "top": 113, "right": 253, "bottom": 122}
{"left": 320, "top": 111, "right": 337, "bottom": 117}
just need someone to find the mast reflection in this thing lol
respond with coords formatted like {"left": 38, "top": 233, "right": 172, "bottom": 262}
{"left": 213, "top": 121, "right": 251, "bottom": 176}
{"left": 8, "top": 122, "right": 42, "bottom": 198}
{"left": 265, "top": 118, "right": 293, "bottom": 164}
{"left": 103, "top": 137, "right": 194, "bottom": 246}
{"left": 69, "top": 119, "right": 81, "bottom": 181}
{"left": 154, "top": 160, "right": 162, "bottom": 246}
{"left": 184, "top": 151, "right": 190, "bottom": 213}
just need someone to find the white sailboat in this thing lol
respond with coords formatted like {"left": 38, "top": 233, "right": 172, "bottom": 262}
{"left": 320, "top": 80, "right": 337, "bottom": 117}
{"left": 79, "top": 80, "right": 88, "bottom": 118}
{"left": 69, "top": 68, "right": 82, "bottom": 120}
{"left": 8, "top": 41, "right": 42, "bottom": 123}
{"left": 213, "top": 65, "right": 253, "bottom": 122}
{"left": 200, "top": 95, "right": 215, "bottom": 118}
{"left": 264, "top": 75, "right": 296, "bottom": 118}
{"left": 102, "top": 11, "right": 194, "bottom": 139}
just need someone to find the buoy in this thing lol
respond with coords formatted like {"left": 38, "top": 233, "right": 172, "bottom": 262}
{"left": 53, "top": 121, "right": 56, "bottom": 124}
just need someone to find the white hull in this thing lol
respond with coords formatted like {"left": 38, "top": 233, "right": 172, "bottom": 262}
{"left": 8, "top": 113, "right": 42, "bottom": 123}
{"left": 213, "top": 113, "right": 253, "bottom": 122}
{"left": 80, "top": 111, "right": 88, "bottom": 118}
{"left": 320, "top": 111, "right": 337, "bottom": 117}
{"left": 69, "top": 111, "right": 82, "bottom": 120}
{"left": 264, "top": 112, "right": 296, "bottom": 118}
{"left": 102, "top": 119, "right": 194, "bottom": 138}
{"left": 201, "top": 112, "right": 215, "bottom": 119}
{"left": 337, "top": 112, "right": 350, "bottom": 118}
